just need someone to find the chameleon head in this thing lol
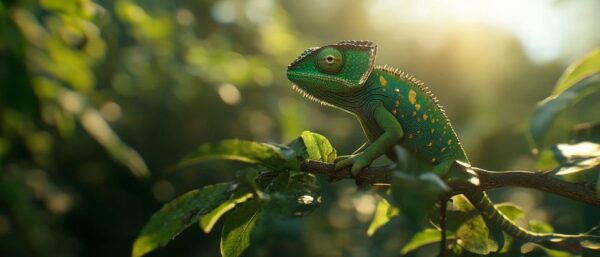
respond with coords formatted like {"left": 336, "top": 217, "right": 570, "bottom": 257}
{"left": 287, "top": 40, "right": 377, "bottom": 105}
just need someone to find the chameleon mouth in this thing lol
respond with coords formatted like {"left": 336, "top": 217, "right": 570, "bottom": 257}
{"left": 291, "top": 84, "right": 333, "bottom": 107}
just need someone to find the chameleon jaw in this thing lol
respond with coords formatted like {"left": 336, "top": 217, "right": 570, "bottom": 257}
{"left": 291, "top": 84, "right": 333, "bottom": 107}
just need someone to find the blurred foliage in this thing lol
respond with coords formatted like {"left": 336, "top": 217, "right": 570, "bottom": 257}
{"left": 530, "top": 49, "right": 600, "bottom": 150}
{"left": 1, "top": 0, "right": 599, "bottom": 257}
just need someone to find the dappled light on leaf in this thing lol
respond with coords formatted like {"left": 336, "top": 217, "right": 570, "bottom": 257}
{"left": 447, "top": 196, "right": 500, "bottom": 255}
{"left": 220, "top": 200, "right": 262, "bottom": 257}
{"left": 367, "top": 197, "right": 399, "bottom": 236}
{"left": 529, "top": 219, "right": 554, "bottom": 234}
{"left": 132, "top": 183, "right": 234, "bottom": 257}
{"left": 553, "top": 49, "right": 600, "bottom": 96}
{"left": 299, "top": 131, "right": 337, "bottom": 163}
{"left": 552, "top": 142, "right": 600, "bottom": 178}
{"left": 264, "top": 172, "right": 321, "bottom": 217}
{"left": 200, "top": 192, "right": 253, "bottom": 234}
{"left": 80, "top": 109, "right": 149, "bottom": 178}
{"left": 401, "top": 228, "right": 455, "bottom": 255}
{"left": 175, "top": 139, "right": 298, "bottom": 170}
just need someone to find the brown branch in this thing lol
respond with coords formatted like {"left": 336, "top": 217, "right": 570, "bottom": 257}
{"left": 299, "top": 160, "right": 600, "bottom": 208}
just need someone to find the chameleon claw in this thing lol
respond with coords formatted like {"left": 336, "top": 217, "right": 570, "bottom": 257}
{"left": 334, "top": 155, "right": 354, "bottom": 170}
{"left": 350, "top": 163, "right": 366, "bottom": 177}
{"left": 334, "top": 154, "right": 370, "bottom": 177}
{"left": 334, "top": 160, "right": 347, "bottom": 171}
{"left": 349, "top": 156, "right": 371, "bottom": 177}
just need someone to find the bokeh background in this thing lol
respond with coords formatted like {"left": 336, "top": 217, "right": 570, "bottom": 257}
{"left": 1, "top": 0, "right": 599, "bottom": 256}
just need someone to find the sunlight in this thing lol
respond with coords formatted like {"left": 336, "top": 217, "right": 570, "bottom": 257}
{"left": 368, "top": 0, "right": 598, "bottom": 63}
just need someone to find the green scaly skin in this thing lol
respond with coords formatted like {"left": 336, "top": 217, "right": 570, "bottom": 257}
{"left": 287, "top": 40, "right": 593, "bottom": 252}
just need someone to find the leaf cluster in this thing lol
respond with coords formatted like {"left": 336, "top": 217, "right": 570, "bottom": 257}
{"left": 132, "top": 131, "right": 335, "bottom": 257}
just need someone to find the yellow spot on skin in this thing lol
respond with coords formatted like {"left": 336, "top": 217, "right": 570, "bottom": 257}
{"left": 408, "top": 89, "right": 417, "bottom": 104}
{"left": 448, "top": 139, "right": 452, "bottom": 145}
{"left": 431, "top": 128, "right": 435, "bottom": 133}
{"left": 423, "top": 114, "right": 428, "bottom": 120}
{"left": 379, "top": 75, "right": 388, "bottom": 89}
{"left": 412, "top": 111, "right": 416, "bottom": 116}
{"left": 395, "top": 100, "right": 400, "bottom": 107}
{"left": 415, "top": 104, "right": 421, "bottom": 111}
{"left": 392, "top": 109, "right": 397, "bottom": 114}
{"left": 432, "top": 157, "right": 436, "bottom": 163}
{"left": 394, "top": 88, "right": 400, "bottom": 93}
{"left": 441, "top": 147, "right": 446, "bottom": 152}
{"left": 428, "top": 142, "right": 433, "bottom": 147}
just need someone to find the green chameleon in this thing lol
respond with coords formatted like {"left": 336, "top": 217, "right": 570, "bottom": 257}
{"left": 286, "top": 40, "right": 593, "bottom": 252}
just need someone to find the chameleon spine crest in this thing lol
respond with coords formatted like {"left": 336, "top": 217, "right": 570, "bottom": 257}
{"left": 378, "top": 64, "right": 442, "bottom": 103}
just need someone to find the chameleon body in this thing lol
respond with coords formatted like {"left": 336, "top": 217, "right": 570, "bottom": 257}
{"left": 286, "top": 40, "right": 589, "bottom": 252}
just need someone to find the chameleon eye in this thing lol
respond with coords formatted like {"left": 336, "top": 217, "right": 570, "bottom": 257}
{"left": 316, "top": 47, "right": 344, "bottom": 74}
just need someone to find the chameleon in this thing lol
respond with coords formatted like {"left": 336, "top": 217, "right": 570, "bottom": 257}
{"left": 286, "top": 40, "right": 594, "bottom": 253}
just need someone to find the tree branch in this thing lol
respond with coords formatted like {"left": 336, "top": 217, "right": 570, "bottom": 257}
{"left": 299, "top": 160, "right": 600, "bottom": 208}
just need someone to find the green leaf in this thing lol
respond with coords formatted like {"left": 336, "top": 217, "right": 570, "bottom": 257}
{"left": 175, "top": 139, "right": 297, "bottom": 170}
{"left": 80, "top": 108, "right": 149, "bottom": 178}
{"left": 40, "top": 0, "right": 78, "bottom": 14}
{"left": 299, "top": 131, "right": 337, "bottom": 163}
{"left": 569, "top": 123, "right": 600, "bottom": 143}
{"left": 528, "top": 219, "right": 554, "bottom": 233}
{"left": 495, "top": 203, "right": 524, "bottom": 221}
{"left": 234, "top": 168, "right": 268, "bottom": 200}
{"left": 530, "top": 49, "right": 600, "bottom": 148}
{"left": 522, "top": 243, "right": 572, "bottom": 257}
{"left": 367, "top": 197, "right": 399, "bottom": 236}
{"left": 264, "top": 171, "right": 321, "bottom": 216}
{"left": 221, "top": 200, "right": 261, "bottom": 257}
{"left": 553, "top": 49, "right": 600, "bottom": 95}
{"left": 492, "top": 203, "right": 525, "bottom": 253}
{"left": 391, "top": 172, "right": 448, "bottom": 223}
{"left": 455, "top": 215, "right": 498, "bottom": 254}
{"left": 200, "top": 192, "right": 253, "bottom": 233}
{"left": 447, "top": 196, "right": 500, "bottom": 255}
{"left": 401, "top": 228, "right": 455, "bottom": 255}
{"left": 582, "top": 240, "right": 600, "bottom": 257}
{"left": 47, "top": 87, "right": 150, "bottom": 178}
{"left": 132, "top": 183, "right": 234, "bottom": 257}
{"left": 536, "top": 149, "right": 560, "bottom": 170}
{"left": 552, "top": 142, "right": 600, "bottom": 181}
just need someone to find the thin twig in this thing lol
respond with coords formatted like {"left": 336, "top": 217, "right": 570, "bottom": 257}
{"left": 299, "top": 160, "right": 600, "bottom": 208}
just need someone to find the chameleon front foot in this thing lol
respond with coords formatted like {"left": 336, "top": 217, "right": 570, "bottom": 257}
{"left": 334, "top": 154, "right": 371, "bottom": 176}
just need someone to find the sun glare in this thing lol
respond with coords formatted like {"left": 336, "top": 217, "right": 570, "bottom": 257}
{"left": 368, "top": 0, "right": 599, "bottom": 63}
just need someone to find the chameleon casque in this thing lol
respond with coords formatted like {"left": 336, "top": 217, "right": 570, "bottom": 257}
{"left": 286, "top": 40, "right": 592, "bottom": 253}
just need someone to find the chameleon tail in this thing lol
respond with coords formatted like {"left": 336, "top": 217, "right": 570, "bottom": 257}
{"left": 465, "top": 191, "right": 594, "bottom": 252}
